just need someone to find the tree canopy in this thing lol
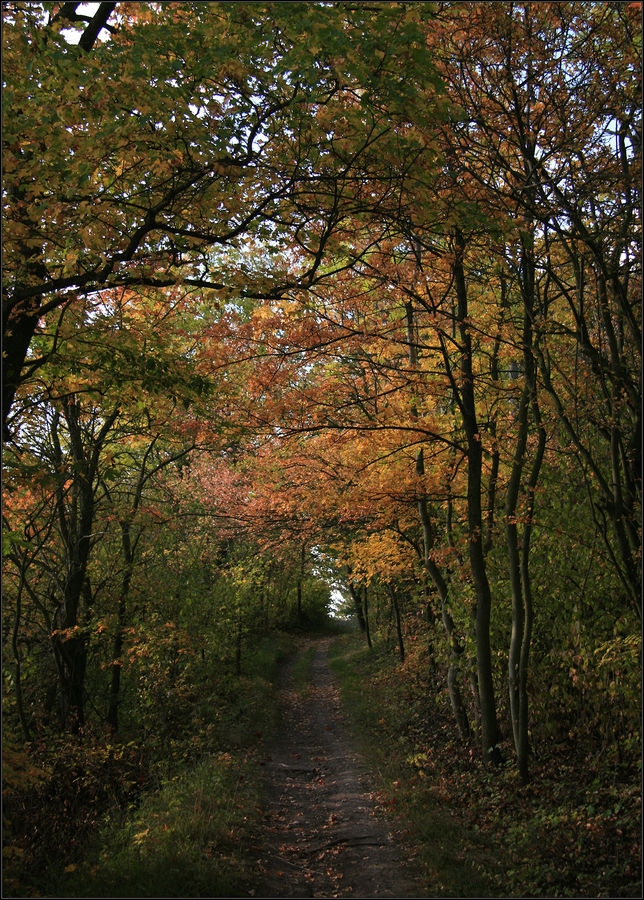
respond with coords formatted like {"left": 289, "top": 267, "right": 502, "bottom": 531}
{"left": 2, "top": 0, "right": 640, "bottom": 812}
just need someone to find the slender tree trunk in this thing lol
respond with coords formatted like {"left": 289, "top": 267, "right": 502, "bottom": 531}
{"left": 484, "top": 296, "right": 504, "bottom": 556}
{"left": 296, "top": 578, "right": 303, "bottom": 622}
{"left": 453, "top": 229, "right": 502, "bottom": 765}
{"left": 12, "top": 578, "right": 32, "bottom": 742}
{"left": 506, "top": 381, "right": 530, "bottom": 766}
{"left": 387, "top": 584, "right": 405, "bottom": 662}
{"left": 363, "top": 585, "right": 372, "bottom": 650}
{"left": 348, "top": 582, "right": 367, "bottom": 633}
{"left": 506, "top": 190, "right": 546, "bottom": 778}
{"left": 108, "top": 521, "right": 135, "bottom": 733}
{"left": 426, "top": 557, "right": 471, "bottom": 743}
{"left": 519, "top": 416, "right": 546, "bottom": 778}
{"left": 105, "top": 434, "right": 191, "bottom": 729}
{"left": 235, "top": 607, "right": 243, "bottom": 676}
{"left": 107, "top": 601, "right": 126, "bottom": 734}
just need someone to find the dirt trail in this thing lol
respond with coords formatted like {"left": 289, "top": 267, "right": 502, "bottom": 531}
{"left": 247, "top": 637, "right": 427, "bottom": 898}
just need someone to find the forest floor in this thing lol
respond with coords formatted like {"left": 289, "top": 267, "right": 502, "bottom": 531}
{"left": 242, "top": 636, "right": 428, "bottom": 898}
{"left": 6, "top": 629, "right": 638, "bottom": 898}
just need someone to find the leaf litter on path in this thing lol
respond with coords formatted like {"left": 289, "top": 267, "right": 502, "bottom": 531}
{"left": 245, "top": 637, "right": 428, "bottom": 898}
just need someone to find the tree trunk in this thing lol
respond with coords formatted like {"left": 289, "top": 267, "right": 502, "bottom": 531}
{"left": 108, "top": 521, "right": 135, "bottom": 733}
{"left": 363, "top": 585, "right": 372, "bottom": 650}
{"left": 50, "top": 398, "right": 119, "bottom": 730}
{"left": 506, "top": 382, "right": 530, "bottom": 770}
{"left": 387, "top": 584, "right": 405, "bottom": 662}
{"left": 453, "top": 229, "right": 502, "bottom": 765}
{"left": 1, "top": 299, "right": 40, "bottom": 441}
{"left": 426, "top": 557, "right": 471, "bottom": 743}
{"left": 348, "top": 581, "right": 367, "bottom": 633}
{"left": 296, "top": 578, "right": 303, "bottom": 622}
{"left": 518, "top": 418, "right": 546, "bottom": 779}
{"left": 12, "top": 579, "right": 32, "bottom": 742}
{"left": 505, "top": 192, "right": 546, "bottom": 779}
{"left": 107, "top": 598, "right": 126, "bottom": 734}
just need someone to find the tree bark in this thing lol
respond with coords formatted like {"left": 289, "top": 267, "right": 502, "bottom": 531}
{"left": 387, "top": 584, "right": 405, "bottom": 662}
{"left": 50, "top": 398, "right": 119, "bottom": 729}
{"left": 107, "top": 521, "right": 134, "bottom": 733}
{"left": 453, "top": 229, "right": 502, "bottom": 765}
{"left": 348, "top": 581, "right": 367, "bottom": 633}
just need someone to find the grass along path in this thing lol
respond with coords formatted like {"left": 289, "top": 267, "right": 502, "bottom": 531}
{"left": 34, "top": 634, "right": 292, "bottom": 899}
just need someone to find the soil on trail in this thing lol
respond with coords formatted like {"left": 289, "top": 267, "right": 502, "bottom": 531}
{"left": 247, "top": 637, "right": 427, "bottom": 899}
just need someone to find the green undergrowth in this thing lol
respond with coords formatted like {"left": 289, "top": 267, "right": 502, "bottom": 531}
{"left": 4, "top": 631, "right": 297, "bottom": 898}
{"left": 51, "top": 753, "right": 258, "bottom": 898}
{"left": 329, "top": 631, "right": 642, "bottom": 899}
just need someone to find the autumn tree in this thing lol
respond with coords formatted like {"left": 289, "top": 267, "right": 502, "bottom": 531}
{"left": 2, "top": 0, "right": 448, "bottom": 439}
{"left": 427, "top": 0, "right": 641, "bottom": 775}
{"left": 436, "top": 1, "right": 641, "bottom": 608}
{"left": 2, "top": 280, "right": 206, "bottom": 731}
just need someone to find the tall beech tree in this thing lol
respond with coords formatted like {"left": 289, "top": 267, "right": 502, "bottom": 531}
{"left": 2, "top": 0, "right": 447, "bottom": 439}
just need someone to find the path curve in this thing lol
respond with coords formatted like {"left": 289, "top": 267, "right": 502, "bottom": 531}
{"left": 248, "top": 637, "right": 427, "bottom": 898}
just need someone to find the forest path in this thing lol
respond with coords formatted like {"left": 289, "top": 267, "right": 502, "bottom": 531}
{"left": 245, "top": 636, "right": 427, "bottom": 898}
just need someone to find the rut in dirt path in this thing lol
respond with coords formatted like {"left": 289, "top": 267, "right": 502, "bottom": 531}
{"left": 249, "top": 637, "right": 428, "bottom": 899}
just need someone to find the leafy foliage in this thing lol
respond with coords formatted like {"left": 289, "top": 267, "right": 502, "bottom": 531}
{"left": 2, "top": 2, "right": 640, "bottom": 896}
